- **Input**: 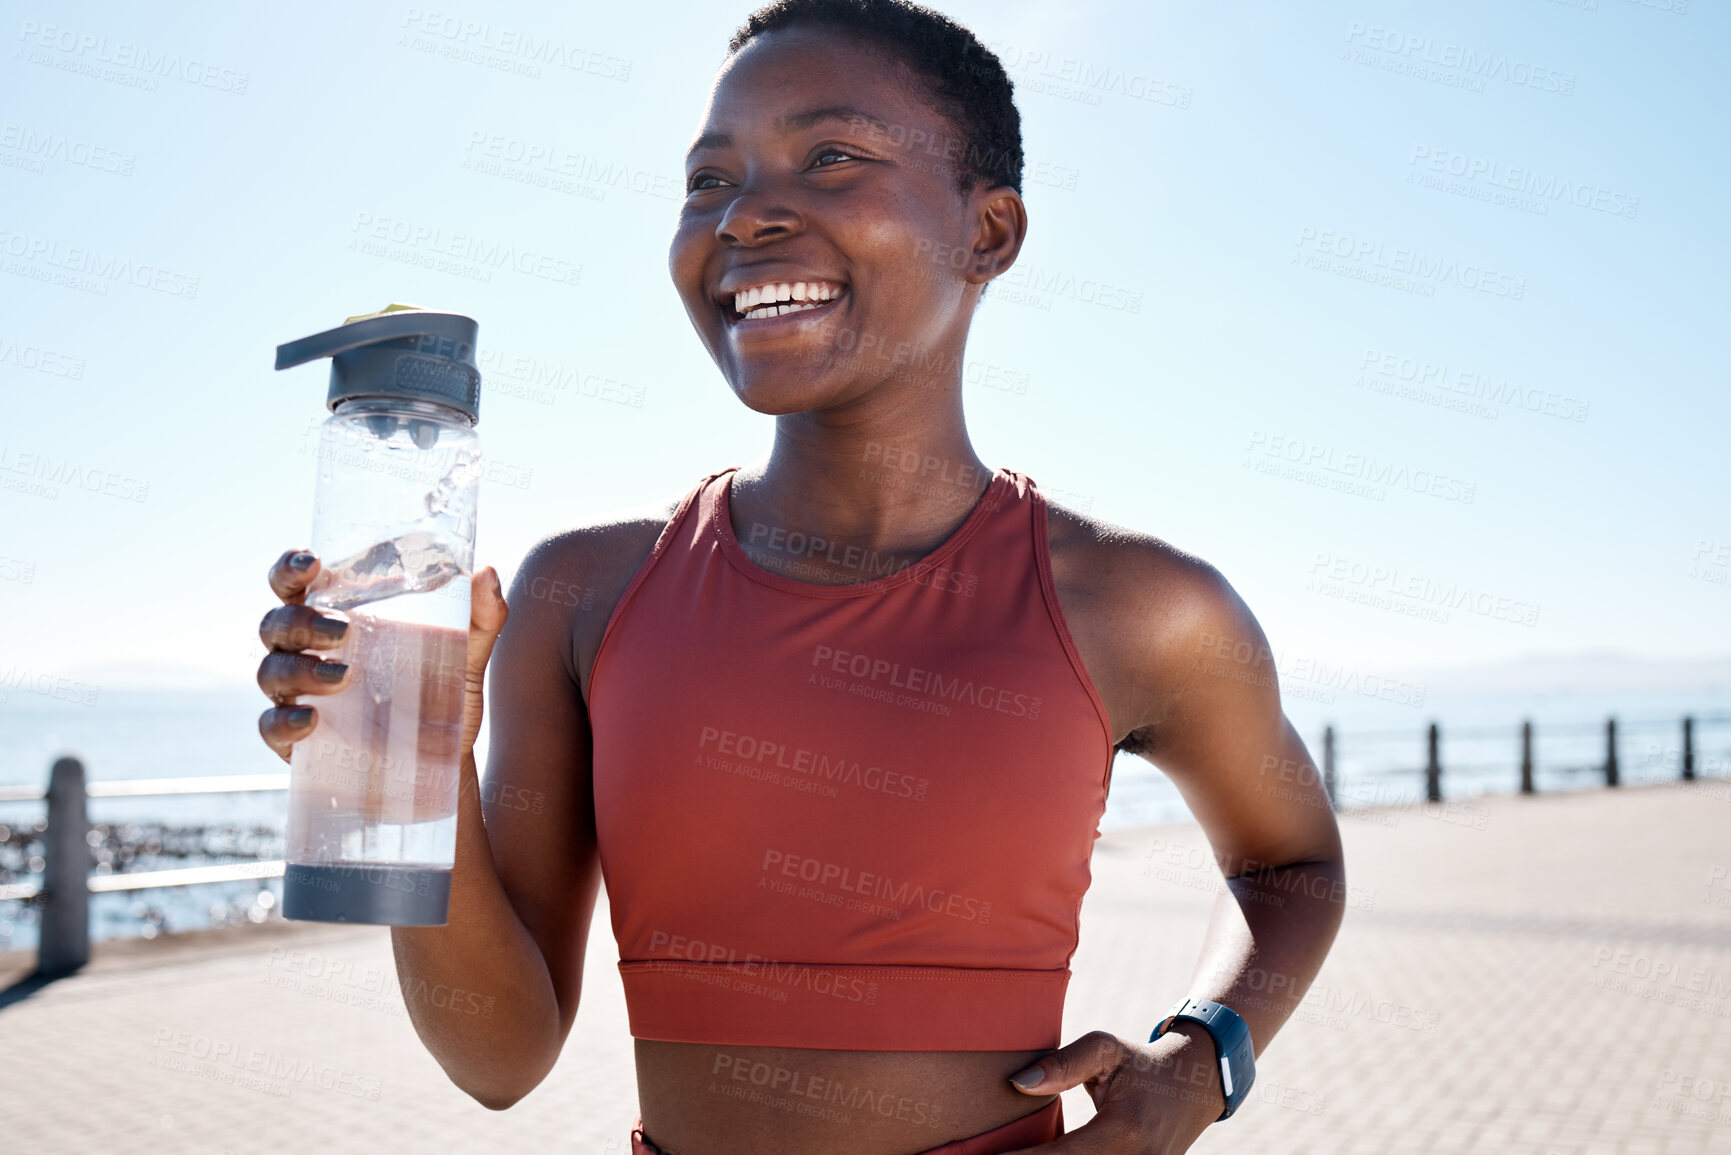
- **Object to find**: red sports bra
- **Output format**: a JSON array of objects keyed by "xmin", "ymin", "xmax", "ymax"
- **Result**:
[{"xmin": 589, "ymin": 467, "xmax": 1114, "ymax": 1051}]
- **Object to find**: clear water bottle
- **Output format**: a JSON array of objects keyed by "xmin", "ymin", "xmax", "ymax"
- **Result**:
[{"xmin": 273, "ymin": 304, "xmax": 484, "ymax": 925}]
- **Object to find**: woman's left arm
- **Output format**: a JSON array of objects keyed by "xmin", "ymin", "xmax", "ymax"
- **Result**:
[{"xmin": 1007, "ymin": 554, "xmax": 1347, "ymax": 1152}]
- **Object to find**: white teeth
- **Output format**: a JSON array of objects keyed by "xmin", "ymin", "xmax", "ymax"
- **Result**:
[
  {"xmin": 741, "ymin": 301, "xmax": 822, "ymax": 321},
  {"xmin": 730, "ymin": 282, "xmax": 845, "ymax": 318}
]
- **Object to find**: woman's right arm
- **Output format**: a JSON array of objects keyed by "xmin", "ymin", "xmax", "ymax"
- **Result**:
[
  {"xmin": 257, "ymin": 537, "xmax": 606, "ymax": 1109},
  {"xmin": 389, "ymin": 538, "xmax": 603, "ymax": 1109}
]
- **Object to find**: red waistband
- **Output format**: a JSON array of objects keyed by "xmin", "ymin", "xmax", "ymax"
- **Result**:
[
  {"xmin": 631, "ymin": 1097, "xmax": 1062, "ymax": 1154},
  {"xmin": 618, "ymin": 960, "xmax": 1069, "ymax": 1051}
]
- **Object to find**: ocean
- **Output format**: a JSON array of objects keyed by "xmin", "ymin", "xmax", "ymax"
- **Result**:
[{"xmin": 2, "ymin": 680, "xmax": 1727, "ymax": 954}]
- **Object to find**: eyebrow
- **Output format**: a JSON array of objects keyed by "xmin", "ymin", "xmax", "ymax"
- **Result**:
[{"xmin": 686, "ymin": 105, "xmax": 893, "ymax": 159}]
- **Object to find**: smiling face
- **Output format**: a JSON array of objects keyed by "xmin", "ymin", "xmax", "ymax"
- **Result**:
[{"xmin": 670, "ymin": 26, "xmax": 1024, "ymax": 416}]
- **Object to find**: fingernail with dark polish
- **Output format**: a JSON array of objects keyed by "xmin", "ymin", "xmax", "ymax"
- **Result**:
[
  {"xmin": 286, "ymin": 707, "xmax": 315, "ymax": 726},
  {"xmin": 314, "ymin": 662, "xmax": 348, "ymax": 683},
  {"xmin": 313, "ymin": 617, "xmax": 349, "ymax": 642},
  {"xmin": 288, "ymin": 552, "xmax": 316, "ymax": 571}
]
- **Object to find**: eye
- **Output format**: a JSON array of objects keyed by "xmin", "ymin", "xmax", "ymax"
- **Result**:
[
  {"xmin": 686, "ymin": 171, "xmax": 727, "ymax": 193},
  {"xmin": 811, "ymin": 148, "xmax": 859, "ymax": 169}
]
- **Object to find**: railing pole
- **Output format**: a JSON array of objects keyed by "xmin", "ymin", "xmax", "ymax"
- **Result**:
[
  {"xmin": 39, "ymin": 756, "xmax": 90, "ymax": 976},
  {"xmin": 1605, "ymin": 717, "xmax": 1619, "ymax": 788},
  {"xmin": 1520, "ymin": 720, "xmax": 1535, "ymax": 795},
  {"xmin": 1323, "ymin": 725, "xmax": 1336, "ymax": 810},
  {"xmin": 1425, "ymin": 722, "xmax": 1441, "ymax": 803},
  {"xmin": 1682, "ymin": 716, "xmax": 1695, "ymax": 782}
]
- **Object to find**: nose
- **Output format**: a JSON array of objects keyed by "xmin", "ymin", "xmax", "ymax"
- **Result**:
[{"xmin": 716, "ymin": 188, "xmax": 801, "ymax": 248}]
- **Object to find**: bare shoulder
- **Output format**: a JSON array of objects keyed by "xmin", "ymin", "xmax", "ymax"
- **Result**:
[
  {"xmin": 513, "ymin": 495, "xmax": 685, "ymax": 596},
  {"xmin": 502, "ymin": 492, "xmax": 688, "ymax": 695},
  {"xmin": 1041, "ymin": 496, "xmax": 1271, "ymax": 748},
  {"xmin": 1042, "ymin": 497, "xmax": 1246, "ymax": 643}
]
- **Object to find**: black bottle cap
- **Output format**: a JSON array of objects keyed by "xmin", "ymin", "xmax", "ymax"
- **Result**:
[{"xmin": 275, "ymin": 304, "xmax": 481, "ymax": 423}]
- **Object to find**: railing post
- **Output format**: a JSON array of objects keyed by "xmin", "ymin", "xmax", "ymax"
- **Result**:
[
  {"xmin": 39, "ymin": 756, "xmax": 90, "ymax": 976},
  {"xmin": 1520, "ymin": 720, "xmax": 1535, "ymax": 795},
  {"xmin": 1604, "ymin": 717, "xmax": 1619, "ymax": 788},
  {"xmin": 1425, "ymin": 722, "xmax": 1441, "ymax": 803},
  {"xmin": 1323, "ymin": 725, "xmax": 1336, "ymax": 810},
  {"xmin": 1682, "ymin": 716, "xmax": 1695, "ymax": 782}
]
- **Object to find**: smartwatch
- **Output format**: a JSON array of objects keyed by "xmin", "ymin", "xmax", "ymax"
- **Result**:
[{"xmin": 1149, "ymin": 997, "xmax": 1256, "ymax": 1120}]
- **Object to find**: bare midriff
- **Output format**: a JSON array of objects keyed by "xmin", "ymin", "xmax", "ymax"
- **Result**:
[{"xmin": 634, "ymin": 1042, "xmax": 1057, "ymax": 1155}]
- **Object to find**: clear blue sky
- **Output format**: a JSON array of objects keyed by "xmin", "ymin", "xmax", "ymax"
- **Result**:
[{"xmin": 2, "ymin": 0, "xmax": 1726, "ymax": 694}]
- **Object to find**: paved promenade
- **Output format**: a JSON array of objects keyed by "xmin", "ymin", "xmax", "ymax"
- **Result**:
[{"xmin": 4, "ymin": 780, "xmax": 1729, "ymax": 1153}]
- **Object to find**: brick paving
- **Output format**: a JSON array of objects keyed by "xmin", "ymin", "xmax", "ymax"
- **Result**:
[{"xmin": 3, "ymin": 780, "xmax": 1729, "ymax": 1153}]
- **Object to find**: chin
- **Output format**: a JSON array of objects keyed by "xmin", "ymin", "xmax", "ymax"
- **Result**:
[{"xmin": 725, "ymin": 368, "xmax": 859, "ymax": 416}]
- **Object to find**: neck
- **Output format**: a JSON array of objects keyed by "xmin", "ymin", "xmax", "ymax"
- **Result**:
[{"xmin": 729, "ymin": 376, "xmax": 993, "ymax": 576}]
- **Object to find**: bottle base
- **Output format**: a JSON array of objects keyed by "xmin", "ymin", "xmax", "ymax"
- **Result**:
[{"xmin": 281, "ymin": 863, "xmax": 452, "ymax": 926}]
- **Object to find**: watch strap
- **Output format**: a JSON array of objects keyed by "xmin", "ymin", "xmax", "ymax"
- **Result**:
[{"xmin": 1149, "ymin": 997, "xmax": 1256, "ymax": 1120}]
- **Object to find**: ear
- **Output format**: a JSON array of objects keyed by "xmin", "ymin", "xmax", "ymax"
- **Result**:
[{"xmin": 965, "ymin": 185, "xmax": 1028, "ymax": 285}]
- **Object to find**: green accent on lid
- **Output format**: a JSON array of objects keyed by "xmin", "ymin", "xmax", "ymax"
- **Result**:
[{"xmin": 343, "ymin": 302, "xmax": 428, "ymax": 324}]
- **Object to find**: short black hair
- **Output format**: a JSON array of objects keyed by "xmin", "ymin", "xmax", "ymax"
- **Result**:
[{"xmin": 728, "ymin": 0, "xmax": 1023, "ymax": 194}]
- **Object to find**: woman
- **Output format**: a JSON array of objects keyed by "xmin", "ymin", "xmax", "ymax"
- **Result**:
[{"xmin": 257, "ymin": 2, "xmax": 1345, "ymax": 1152}]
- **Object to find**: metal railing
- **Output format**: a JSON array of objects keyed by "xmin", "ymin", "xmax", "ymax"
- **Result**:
[
  {"xmin": 1317, "ymin": 712, "xmax": 1729, "ymax": 809},
  {"xmin": 1, "ymin": 758, "xmax": 287, "ymax": 975}
]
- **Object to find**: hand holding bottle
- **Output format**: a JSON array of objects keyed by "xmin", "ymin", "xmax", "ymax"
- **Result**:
[{"xmin": 256, "ymin": 551, "xmax": 508, "ymax": 801}]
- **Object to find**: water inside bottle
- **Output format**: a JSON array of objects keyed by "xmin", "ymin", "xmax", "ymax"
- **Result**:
[
  {"xmin": 306, "ymin": 530, "xmax": 466, "ymax": 612},
  {"xmin": 287, "ymin": 530, "xmax": 470, "ymax": 883}
]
